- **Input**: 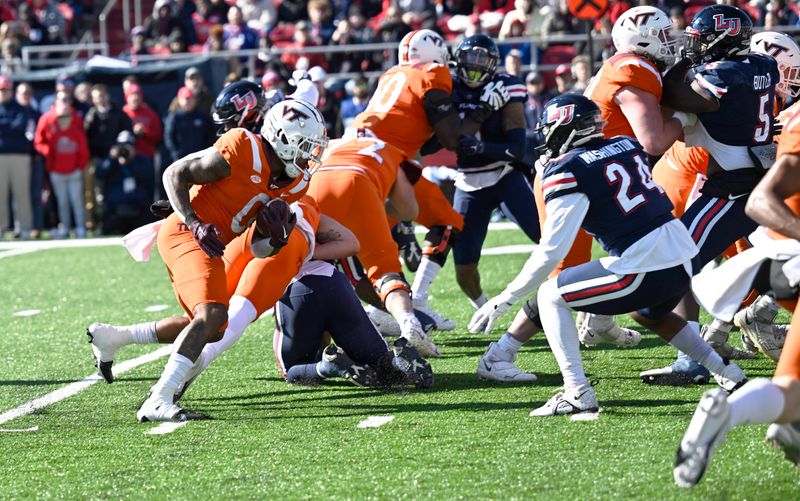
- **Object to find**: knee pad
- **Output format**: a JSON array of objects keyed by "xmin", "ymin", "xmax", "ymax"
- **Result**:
[
  {"xmin": 423, "ymin": 225, "xmax": 459, "ymax": 266},
  {"xmin": 375, "ymin": 272, "xmax": 411, "ymax": 304},
  {"xmin": 522, "ymin": 297, "xmax": 543, "ymax": 331}
]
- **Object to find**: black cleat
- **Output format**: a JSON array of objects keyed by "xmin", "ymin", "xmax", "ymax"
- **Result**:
[
  {"xmin": 392, "ymin": 337, "xmax": 434, "ymax": 389},
  {"xmin": 392, "ymin": 221, "xmax": 422, "ymax": 272}
]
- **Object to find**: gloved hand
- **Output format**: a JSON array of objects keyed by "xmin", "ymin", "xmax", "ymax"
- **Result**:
[
  {"xmin": 458, "ymin": 135, "xmax": 485, "ymax": 157},
  {"xmin": 256, "ymin": 199, "xmax": 297, "ymax": 248},
  {"xmin": 468, "ymin": 292, "xmax": 518, "ymax": 335},
  {"xmin": 188, "ymin": 218, "xmax": 225, "ymax": 258},
  {"xmin": 480, "ymin": 80, "xmax": 510, "ymax": 111}
]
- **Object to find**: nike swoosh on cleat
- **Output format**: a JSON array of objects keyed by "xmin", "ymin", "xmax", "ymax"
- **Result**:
[
  {"xmin": 483, "ymin": 360, "xmax": 492, "ymax": 372},
  {"xmin": 505, "ymin": 149, "xmax": 513, "ymax": 158}
]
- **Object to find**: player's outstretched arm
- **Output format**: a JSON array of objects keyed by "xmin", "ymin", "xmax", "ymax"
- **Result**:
[
  {"xmin": 746, "ymin": 153, "xmax": 800, "ymax": 240},
  {"xmin": 163, "ymin": 148, "xmax": 231, "ymax": 225},
  {"xmin": 617, "ymin": 87, "xmax": 685, "ymax": 156},
  {"xmin": 386, "ymin": 167, "xmax": 419, "ymax": 222},
  {"xmin": 459, "ymin": 101, "xmax": 527, "ymax": 162},
  {"xmin": 312, "ymin": 214, "xmax": 360, "ymax": 261},
  {"xmin": 662, "ymin": 58, "xmax": 720, "ymax": 114}
]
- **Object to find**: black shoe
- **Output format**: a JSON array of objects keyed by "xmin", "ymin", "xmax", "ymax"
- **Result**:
[
  {"xmin": 392, "ymin": 338, "xmax": 434, "ymax": 389},
  {"xmin": 392, "ymin": 221, "xmax": 422, "ymax": 272}
]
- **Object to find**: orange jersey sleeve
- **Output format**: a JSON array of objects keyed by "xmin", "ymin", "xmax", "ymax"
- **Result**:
[
  {"xmin": 317, "ymin": 137, "xmax": 405, "ymax": 198},
  {"xmin": 586, "ymin": 53, "xmax": 663, "ymax": 140},
  {"xmin": 352, "ymin": 63, "xmax": 452, "ymax": 159},
  {"xmin": 663, "ymin": 141, "xmax": 709, "ymax": 176},
  {"xmin": 768, "ymin": 102, "xmax": 800, "ymax": 239}
]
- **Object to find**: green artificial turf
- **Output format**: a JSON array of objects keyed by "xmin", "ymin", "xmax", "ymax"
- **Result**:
[{"xmin": 0, "ymin": 232, "xmax": 795, "ymax": 500}]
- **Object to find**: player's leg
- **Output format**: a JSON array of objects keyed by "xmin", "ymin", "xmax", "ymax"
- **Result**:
[
  {"xmin": 477, "ymin": 297, "xmax": 540, "ymax": 382},
  {"xmin": 453, "ymin": 183, "xmax": 496, "ymax": 308},
  {"xmin": 499, "ymin": 169, "xmax": 541, "ymax": 244}
]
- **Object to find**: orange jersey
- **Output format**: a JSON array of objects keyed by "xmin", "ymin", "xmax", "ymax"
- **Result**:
[
  {"xmin": 352, "ymin": 63, "xmax": 452, "ymax": 159},
  {"xmin": 661, "ymin": 141, "xmax": 709, "ymax": 176},
  {"xmin": 769, "ymin": 101, "xmax": 800, "ymax": 240},
  {"xmin": 317, "ymin": 137, "xmax": 406, "ymax": 198},
  {"xmin": 191, "ymin": 128, "xmax": 309, "ymax": 244},
  {"xmin": 585, "ymin": 53, "xmax": 663, "ymax": 139}
]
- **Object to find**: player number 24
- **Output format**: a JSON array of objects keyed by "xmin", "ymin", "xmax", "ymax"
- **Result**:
[{"xmin": 604, "ymin": 154, "xmax": 664, "ymax": 214}]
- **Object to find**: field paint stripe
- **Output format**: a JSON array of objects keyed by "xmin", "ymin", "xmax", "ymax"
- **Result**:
[
  {"xmin": 570, "ymin": 412, "xmax": 600, "ymax": 422},
  {"xmin": 481, "ymin": 244, "xmax": 536, "ymax": 256},
  {"xmin": 414, "ymin": 221, "xmax": 519, "ymax": 234},
  {"xmin": 0, "ymin": 346, "xmax": 172, "ymax": 426},
  {"xmin": 0, "ymin": 426, "xmax": 39, "ymax": 433},
  {"xmin": 357, "ymin": 415, "xmax": 395, "ymax": 428},
  {"xmin": 13, "ymin": 309, "xmax": 41, "ymax": 317},
  {"xmin": 144, "ymin": 304, "xmax": 169, "ymax": 312},
  {"xmin": 145, "ymin": 422, "xmax": 188, "ymax": 435}
]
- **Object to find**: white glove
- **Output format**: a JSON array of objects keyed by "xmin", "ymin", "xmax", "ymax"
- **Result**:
[
  {"xmin": 672, "ymin": 111, "xmax": 697, "ymax": 128},
  {"xmin": 468, "ymin": 292, "xmax": 518, "ymax": 335},
  {"xmin": 480, "ymin": 80, "xmax": 510, "ymax": 111}
]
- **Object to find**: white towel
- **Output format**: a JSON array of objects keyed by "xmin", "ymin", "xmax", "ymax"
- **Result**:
[{"xmin": 122, "ymin": 221, "xmax": 163, "ymax": 262}]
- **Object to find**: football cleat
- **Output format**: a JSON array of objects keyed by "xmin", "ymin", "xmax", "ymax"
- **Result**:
[
  {"xmin": 530, "ymin": 386, "xmax": 599, "ymax": 416},
  {"xmin": 702, "ymin": 324, "xmax": 757, "ymax": 360},
  {"xmin": 400, "ymin": 315, "xmax": 442, "ymax": 358},
  {"xmin": 87, "ymin": 322, "xmax": 124, "ymax": 383},
  {"xmin": 640, "ymin": 357, "xmax": 710, "ymax": 386},
  {"xmin": 766, "ymin": 421, "xmax": 800, "ymax": 467},
  {"xmin": 674, "ymin": 388, "xmax": 731, "ymax": 488},
  {"xmin": 712, "ymin": 359, "xmax": 747, "ymax": 394},
  {"xmin": 576, "ymin": 312, "xmax": 641, "ymax": 348},
  {"xmin": 366, "ymin": 305, "xmax": 402, "ymax": 337},
  {"xmin": 173, "ymin": 354, "xmax": 208, "ymax": 403},
  {"xmin": 137, "ymin": 395, "xmax": 210, "ymax": 422},
  {"xmin": 321, "ymin": 345, "xmax": 377, "ymax": 387},
  {"xmin": 392, "ymin": 221, "xmax": 422, "ymax": 272},
  {"xmin": 391, "ymin": 337, "xmax": 434, "ymax": 389},
  {"xmin": 412, "ymin": 297, "xmax": 456, "ymax": 331},
  {"xmin": 477, "ymin": 343, "xmax": 537, "ymax": 382},
  {"xmin": 734, "ymin": 296, "xmax": 785, "ymax": 362}
]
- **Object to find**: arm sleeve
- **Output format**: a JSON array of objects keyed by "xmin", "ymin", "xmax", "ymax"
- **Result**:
[
  {"xmin": 502, "ymin": 193, "xmax": 590, "ymax": 300},
  {"xmin": 693, "ymin": 68, "xmax": 729, "ymax": 100},
  {"xmin": 477, "ymin": 127, "xmax": 527, "ymax": 163}
]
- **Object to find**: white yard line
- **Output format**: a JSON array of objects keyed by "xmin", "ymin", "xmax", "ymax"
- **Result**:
[
  {"xmin": 357, "ymin": 415, "xmax": 395, "ymax": 428},
  {"xmin": 570, "ymin": 411, "xmax": 600, "ymax": 422},
  {"xmin": 414, "ymin": 221, "xmax": 519, "ymax": 234},
  {"xmin": 0, "ymin": 346, "xmax": 172, "ymax": 426},
  {"xmin": 13, "ymin": 309, "xmax": 41, "ymax": 317},
  {"xmin": 145, "ymin": 422, "xmax": 188, "ymax": 435},
  {"xmin": 0, "ymin": 426, "xmax": 39, "ymax": 433},
  {"xmin": 144, "ymin": 304, "xmax": 170, "ymax": 313},
  {"xmin": 481, "ymin": 244, "xmax": 535, "ymax": 256}
]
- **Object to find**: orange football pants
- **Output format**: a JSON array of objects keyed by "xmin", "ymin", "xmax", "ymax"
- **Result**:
[{"xmin": 775, "ymin": 298, "xmax": 800, "ymax": 380}]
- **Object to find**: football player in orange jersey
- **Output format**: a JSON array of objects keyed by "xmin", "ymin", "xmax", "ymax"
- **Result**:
[
  {"xmin": 309, "ymin": 29, "xmax": 509, "ymax": 357},
  {"xmin": 88, "ymin": 100, "xmax": 329, "ymax": 422},
  {"xmin": 674, "ymin": 104, "xmax": 800, "ymax": 487}
]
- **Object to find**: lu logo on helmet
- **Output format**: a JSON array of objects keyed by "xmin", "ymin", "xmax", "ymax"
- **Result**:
[
  {"xmin": 712, "ymin": 14, "xmax": 740, "ymax": 36},
  {"xmin": 545, "ymin": 104, "xmax": 576, "ymax": 125},
  {"xmin": 231, "ymin": 91, "xmax": 257, "ymax": 112}
]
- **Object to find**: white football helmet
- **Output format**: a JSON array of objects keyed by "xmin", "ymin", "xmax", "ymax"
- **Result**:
[
  {"xmin": 751, "ymin": 31, "xmax": 800, "ymax": 100},
  {"xmin": 261, "ymin": 99, "xmax": 328, "ymax": 179},
  {"xmin": 612, "ymin": 6, "xmax": 676, "ymax": 68},
  {"xmin": 398, "ymin": 29, "xmax": 449, "ymax": 66}
]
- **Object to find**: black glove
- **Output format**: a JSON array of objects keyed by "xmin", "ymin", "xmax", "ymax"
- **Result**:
[
  {"xmin": 458, "ymin": 135, "xmax": 484, "ymax": 157},
  {"xmin": 399, "ymin": 159, "xmax": 422, "ymax": 185},
  {"xmin": 150, "ymin": 199, "xmax": 174, "ymax": 219},
  {"xmin": 256, "ymin": 199, "xmax": 297, "ymax": 248},
  {"xmin": 188, "ymin": 218, "xmax": 225, "ymax": 258}
]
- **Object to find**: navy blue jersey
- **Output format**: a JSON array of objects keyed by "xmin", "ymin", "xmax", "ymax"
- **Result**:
[
  {"xmin": 452, "ymin": 72, "xmax": 527, "ymax": 170},
  {"xmin": 542, "ymin": 136, "xmax": 675, "ymax": 256},
  {"xmin": 694, "ymin": 53, "xmax": 779, "ymax": 147}
]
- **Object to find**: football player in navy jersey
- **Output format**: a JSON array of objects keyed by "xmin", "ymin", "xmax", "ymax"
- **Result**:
[
  {"xmin": 468, "ymin": 94, "xmax": 746, "ymax": 415},
  {"xmin": 449, "ymin": 35, "xmax": 542, "ymax": 325},
  {"xmin": 641, "ymin": 4, "xmax": 781, "ymax": 385}
]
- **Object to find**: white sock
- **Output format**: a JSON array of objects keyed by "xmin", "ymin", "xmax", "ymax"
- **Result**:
[
  {"xmin": 538, "ymin": 278, "xmax": 588, "ymax": 390},
  {"xmin": 669, "ymin": 323, "xmax": 725, "ymax": 374},
  {"xmin": 150, "ymin": 352, "xmax": 194, "ymax": 400},
  {"xmin": 709, "ymin": 318, "xmax": 733, "ymax": 334},
  {"xmin": 728, "ymin": 378, "xmax": 786, "ymax": 427},
  {"xmin": 585, "ymin": 313, "xmax": 615, "ymax": 332},
  {"xmin": 469, "ymin": 293, "xmax": 488, "ymax": 310},
  {"xmin": 201, "ymin": 296, "xmax": 257, "ymax": 365},
  {"xmin": 411, "ymin": 258, "xmax": 441, "ymax": 303},
  {"xmin": 497, "ymin": 332, "xmax": 524, "ymax": 354},
  {"xmin": 113, "ymin": 321, "xmax": 158, "ymax": 345}
]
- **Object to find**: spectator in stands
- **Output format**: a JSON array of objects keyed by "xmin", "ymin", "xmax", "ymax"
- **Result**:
[
  {"xmin": 223, "ymin": 5, "xmax": 259, "ymax": 51},
  {"xmin": 28, "ymin": 0, "xmax": 66, "ymax": 45},
  {"xmin": 84, "ymin": 84, "xmax": 133, "ymax": 164},
  {"xmin": 763, "ymin": 0, "xmax": 798, "ymax": 26},
  {"xmin": 34, "ymin": 90, "xmax": 89, "ymax": 238},
  {"xmin": 277, "ymin": 0, "xmax": 310, "ymax": 24},
  {"xmin": 16, "ymin": 3, "xmax": 46, "ymax": 46},
  {"xmin": 95, "ymin": 131, "xmax": 156, "ymax": 235},
  {"xmin": 208, "ymin": 0, "xmax": 230, "ymax": 19},
  {"xmin": 327, "ymin": 6, "xmax": 374, "ymax": 73},
  {"xmin": 143, "ymin": 0, "xmax": 185, "ymax": 51},
  {"xmin": 238, "ymin": 0, "xmax": 276, "ymax": 33},
  {"xmin": 308, "ymin": 0, "xmax": 336, "ymax": 45},
  {"xmin": 554, "ymin": 63, "xmax": 574, "ymax": 94},
  {"xmin": 476, "ymin": 0, "xmax": 514, "ymax": 34},
  {"xmin": 336, "ymin": 75, "xmax": 370, "ymax": 137},
  {"xmin": 374, "ymin": 5, "xmax": 412, "ymax": 69},
  {"xmin": 570, "ymin": 54, "xmax": 592, "ymax": 93},
  {"xmin": 0, "ymin": 75, "xmax": 33, "ymax": 239},
  {"xmin": 164, "ymin": 86, "xmax": 214, "ymax": 164},
  {"xmin": 173, "ymin": 0, "xmax": 198, "ymax": 45},
  {"xmin": 192, "ymin": 1, "xmax": 221, "ymax": 45},
  {"xmin": 499, "ymin": 0, "xmax": 536, "ymax": 39},
  {"xmin": 167, "ymin": 29, "xmax": 188, "ymax": 54},
  {"xmin": 504, "ymin": 48, "xmax": 523, "ymax": 77},
  {"xmin": 261, "ymin": 70, "xmax": 281, "ymax": 92},
  {"xmin": 542, "ymin": 0, "xmax": 589, "ymax": 40},
  {"xmin": 523, "ymin": 71, "xmax": 548, "ymax": 129},
  {"xmin": 204, "ymin": 23, "xmax": 226, "ymax": 52},
  {"xmin": 122, "ymin": 83, "xmax": 162, "ymax": 182},
  {"xmin": 395, "ymin": 0, "xmax": 438, "ymax": 31},
  {"xmin": 499, "ymin": 19, "xmax": 532, "ymax": 63},
  {"xmin": 120, "ymin": 26, "xmax": 152, "ymax": 60},
  {"xmin": 604, "ymin": 0, "xmax": 632, "ymax": 27},
  {"xmin": 40, "ymin": 75, "xmax": 81, "ymax": 116},
  {"xmin": 1, "ymin": 37, "xmax": 20, "ymax": 71},
  {"xmin": 309, "ymin": 66, "xmax": 338, "ymax": 132},
  {"xmin": 281, "ymin": 21, "xmax": 327, "ymax": 69},
  {"xmin": 669, "ymin": 6, "xmax": 687, "ymax": 36},
  {"xmin": 74, "ymin": 82, "xmax": 92, "ymax": 118},
  {"xmin": 168, "ymin": 67, "xmax": 214, "ymax": 114},
  {"xmin": 15, "ymin": 82, "xmax": 44, "ymax": 238}
]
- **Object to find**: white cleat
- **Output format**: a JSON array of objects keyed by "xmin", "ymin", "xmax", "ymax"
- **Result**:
[
  {"xmin": 734, "ymin": 295, "xmax": 785, "ymax": 362},
  {"xmin": 400, "ymin": 316, "xmax": 441, "ymax": 358},
  {"xmin": 702, "ymin": 324, "xmax": 757, "ymax": 360},
  {"xmin": 477, "ymin": 343, "xmax": 536, "ymax": 382},
  {"xmin": 412, "ymin": 298, "xmax": 456, "ymax": 331},
  {"xmin": 765, "ymin": 421, "xmax": 800, "ymax": 467},
  {"xmin": 86, "ymin": 322, "xmax": 125, "ymax": 383},
  {"xmin": 365, "ymin": 305, "xmax": 402, "ymax": 337},
  {"xmin": 137, "ymin": 395, "xmax": 209, "ymax": 422},
  {"xmin": 674, "ymin": 388, "xmax": 731, "ymax": 488},
  {"xmin": 712, "ymin": 360, "xmax": 747, "ymax": 394},
  {"xmin": 576, "ymin": 312, "xmax": 641, "ymax": 348},
  {"xmin": 530, "ymin": 386, "xmax": 599, "ymax": 416}
]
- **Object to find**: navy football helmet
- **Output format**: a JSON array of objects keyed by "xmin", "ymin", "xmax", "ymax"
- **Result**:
[
  {"xmin": 684, "ymin": 5, "xmax": 752, "ymax": 64},
  {"xmin": 537, "ymin": 94, "xmax": 605, "ymax": 158},
  {"xmin": 212, "ymin": 80, "xmax": 267, "ymax": 135},
  {"xmin": 454, "ymin": 34, "xmax": 500, "ymax": 88}
]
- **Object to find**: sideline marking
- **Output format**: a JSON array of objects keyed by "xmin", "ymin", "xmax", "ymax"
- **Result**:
[
  {"xmin": 0, "ymin": 426, "xmax": 39, "ymax": 433},
  {"xmin": 415, "ymin": 221, "xmax": 518, "ymax": 234},
  {"xmin": 144, "ymin": 304, "xmax": 169, "ymax": 313},
  {"xmin": 357, "ymin": 415, "xmax": 395, "ymax": 428},
  {"xmin": 13, "ymin": 309, "xmax": 41, "ymax": 317},
  {"xmin": 570, "ymin": 412, "xmax": 600, "ymax": 422},
  {"xmin": 481, "ymin": 244, "xmax": 535, "ymax": 256},
  {"xmin": 145, "ymin": 422, "xmax": 188, "ymax": 435},
  {"xmin": 0, "ymin": 346, "xmax": 172, "ymax": 426}
]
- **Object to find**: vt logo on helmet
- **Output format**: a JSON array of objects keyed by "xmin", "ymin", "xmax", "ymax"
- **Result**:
[{"xmin": 751, "ymin": 31, "xmax": 800, "ymax": 99}]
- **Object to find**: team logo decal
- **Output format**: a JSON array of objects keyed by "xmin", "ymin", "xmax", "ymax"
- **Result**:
[
  {"xmin": 713, "ymin": 14, "xmax": 740, "ymax": 36},
  {"xmin": 629, "ymin": 12, "xmax": 656, "ymax": 27},
  {"xmin": 282, "ymin": 106, "xmax": 311, "ymax": 122},
  {"xmin": 545, "ymin": 104, "xmax": 575, "ymax": 125},
  {"xmin": 761, "ymin": 42, "xmax": 789, "ymax": 58},
  {"xmin": 231, "ymin": 91, "xmax": 257, "ymax": 112}
]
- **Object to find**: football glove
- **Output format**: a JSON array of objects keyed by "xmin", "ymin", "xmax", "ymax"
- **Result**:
[
  {"xmin": 256, "ymin": 199, "xmax": 297, "ymax": 248},
  {"xmin": 480, "ymin": 80, "xmax": 510, "ymax": 111},
  {"xmin": 188, "ymin": 218, "xmax": 225, "ymax": 258},
  {"xmin": 468, "ymin": 292, "xmax": 518, "ymax": 335},
  {"xmin": 458, "ymin": 135, "xmax": 484, "ymax": 157}
]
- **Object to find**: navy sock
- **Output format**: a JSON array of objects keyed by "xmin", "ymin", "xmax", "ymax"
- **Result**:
[{"xmin": 286, "ymin": 364, "xmax": 324, "ymax": 385}]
